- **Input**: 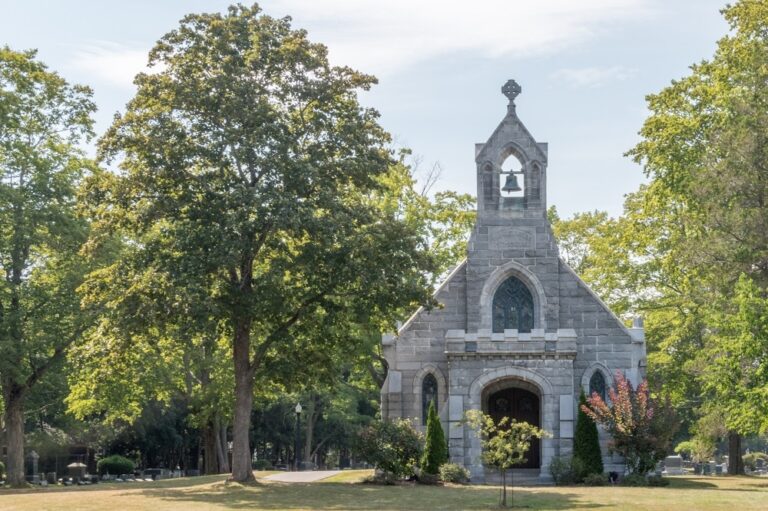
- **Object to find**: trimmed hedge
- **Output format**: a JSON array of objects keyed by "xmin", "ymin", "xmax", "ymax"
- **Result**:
[{"xmin": 97, "ymin": 455, "xmax": 135, "ymax": 476}]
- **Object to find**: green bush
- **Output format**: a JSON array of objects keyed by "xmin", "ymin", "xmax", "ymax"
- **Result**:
[
  {"xmin": 583, "ymin": 472, "xmax": 608, "ymax": 486},
  {"xmin": 743, "ymin": 452, "xmax": 768, "ymax": 471},
  {"xmin": 647, "ymin": 474, "xmax": 670, "ymax": 487},
  {"xmin": 97, "ymin": 455, "xmax": 135, "ymax": 476},
  {"xmin": 439, "ymin": 463, "xmax": 470, "ymax": 484},
  {"xmin": 574, "ymin": 390, "xmax": 603, "ymax": 477},
  {"xmin": 620, "ymin": 473, "xmax": 648, "ymax": 486},
  {"xmin": 549, "ymin": 456, "xmax": 575, "ymax": 485},
  {"xmin": 252, "ymin": 459, "xmax": 273, "ymax": 470},
  {"xmin": 355, "ymin": 419, "xmax": 423, "ymax": 480},
  {"xmin": 420, "ymin": 400, "xmax": 448, "ymax": 475},
  {"xmin": 0, "ymin": 460, "xmax": 5, "ymax": 479},
  {"xmin": 570, "ymin": 455, "xmax": 588, "ymax": 483}
]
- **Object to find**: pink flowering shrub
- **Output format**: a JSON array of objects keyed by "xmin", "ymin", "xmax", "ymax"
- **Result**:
[{"xmin": 582, "ymin": 372, "xmax": 678, "ymax": 475}]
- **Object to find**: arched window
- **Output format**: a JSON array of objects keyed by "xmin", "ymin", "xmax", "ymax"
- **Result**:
[
  {"xmin": 422, "ymin": 373, "xmax": 438, "ymax": 423},
  {"xmin": 589, "ymin": 371, "xmax": 607, "ymax": 401},
  {"xmin": 492, "ymin": 276, "xmax": 534, "ymax": 333}
]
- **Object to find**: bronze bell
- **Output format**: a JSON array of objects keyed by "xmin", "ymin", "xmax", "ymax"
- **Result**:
[{"xmin": 501, "ymin": 173, "xmax": 522, "ymax": 193}]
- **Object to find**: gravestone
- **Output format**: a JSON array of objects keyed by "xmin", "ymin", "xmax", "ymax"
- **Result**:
[
  {"xmin": 664, "ymin": 455, "xmax": 684, "ymax": 475},
  {"xmin": 756, "ymin": 458, "xmax": 765, "ymax": 473}
]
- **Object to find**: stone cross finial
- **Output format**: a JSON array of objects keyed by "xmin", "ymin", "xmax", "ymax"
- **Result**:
[{"xmin": 501, "ymin": 79, "xmax": 522, "ymax": 105}]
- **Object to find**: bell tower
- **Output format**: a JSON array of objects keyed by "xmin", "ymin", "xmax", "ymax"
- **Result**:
[
  {"xmin": 475, "ymin": 80, "xmax": 548, "ymax": 216},
  {"xmin": 465, "ymin": 80, "xmax": 559, "ymax": 332}
]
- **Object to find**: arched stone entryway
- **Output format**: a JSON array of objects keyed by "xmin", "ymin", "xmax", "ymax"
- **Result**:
[
  {"xmin": 467, "ymin": 366, "xmax": 555, "ymax": 481},
  {"xmin": 483, "ymin": 381, "xmax": 542, "ymax": 468}
]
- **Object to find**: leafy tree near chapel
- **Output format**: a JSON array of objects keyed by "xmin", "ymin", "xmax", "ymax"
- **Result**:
[
  {"xmin": 627, "ymin": 0, "xmax": 768, "ymax": 473},
  {"xmin": 0, "ymin": 46, "xmax": 97, "ymax": 486},
  {"xmin": 80, "ymin": 3, "xmax": 436, "ymax": 483}
]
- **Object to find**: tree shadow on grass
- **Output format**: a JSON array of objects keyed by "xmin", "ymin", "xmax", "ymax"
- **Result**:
[{"xmin": 137, "ymin": 482, "xmax": 605, "ymax": 510}]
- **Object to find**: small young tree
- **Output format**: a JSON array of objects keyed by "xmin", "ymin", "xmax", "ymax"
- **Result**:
[
  {"xmin": 573, "ymin": 390, "xmax": 603, "ymax": 478},
  {"xmin": 464, "ymin": 410, "xmax": 549, "ymax": 508},
  {"xmin": 420, "ymin": 400, "xmax": 448, "ymax": 477},
  {"xmin": 582, "ymin": 372, "xmax": 678, "ymax": 476}
]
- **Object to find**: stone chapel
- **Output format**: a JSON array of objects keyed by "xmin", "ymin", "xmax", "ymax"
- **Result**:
[{"xmin": 380, "ymin": 80, "xmax": 647, "ymax": 482}]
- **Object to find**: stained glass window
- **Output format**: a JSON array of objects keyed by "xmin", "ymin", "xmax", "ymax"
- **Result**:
[
  {"xmin": 589, "ymin": 371, "xmax": 607, "ymax": 401},
  {"xmin": 492, "ymin": 276, "xmax": 534, "ymax": 333},
  {"xmin": 422, "ymin": 373, "xmax": 438, "ymax": 423}
]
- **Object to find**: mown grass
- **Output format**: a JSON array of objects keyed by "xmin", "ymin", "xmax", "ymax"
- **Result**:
[{"xmin": 1, "ymin": 473, "xmax": 766, "ymax": 510}]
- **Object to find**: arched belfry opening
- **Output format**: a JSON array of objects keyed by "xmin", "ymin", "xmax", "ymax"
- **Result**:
[
  {"xmin": 475, "ymin": 79, "xmax": 548, "ymax": 215},
  {"xmin": 500, "ymin": 153, "xmax": 525, "ymax": 207}
]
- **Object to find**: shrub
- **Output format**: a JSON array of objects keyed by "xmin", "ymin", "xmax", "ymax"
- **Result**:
[
  {"xmin": 439, "ymin": 463, "xmax": 470, "ymax": 484},
  {"xmin": 0, "ymin": 460, "xmax": 5, "ymax": 479},
  {"xmin": 574, "ymin": 390, "xmax": 603, "ymax": 477},
  {"xmin": 620, "ymin": 474, "xmax": 648, "ymax": 486},
  {"xmin": 583, "ymin": 473, "xmax": 608, "ymax": 486},
  {"xmin": 549, "ymin": 456, "xmax": 575, "ymax": 485},
  {"xmin": 582, "ymin": 372, "xmax": 679, "ymax": 476},
  {"xmin": 743, "ymin": 452, "xmax": 768, "ymax": 471},
  {"xmin": 570, "ymin": 455, "xmax": 588, "ymax": 483},
  {"xmin": 97, "ymin": 455, "xmax": 135, "ymax": 476},
  {"xmin": 420, "ymin": 400, "xmax": 448, "ymax": 475},
  {"xmin": 252, "ymin": 459, "xmax": 273, "ymax": 470},
  {"xmin": 647, "ymin": 474, "xmax": 670, "ymax": 487},
  {"xmin": 355, "ymin": 419, "xmax": 422, "ymax": 480}
]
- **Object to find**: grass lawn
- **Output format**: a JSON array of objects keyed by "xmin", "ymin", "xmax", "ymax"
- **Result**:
[{"xmin": 1, "ymin": 473, "xmax": 767, "ymax": 510}]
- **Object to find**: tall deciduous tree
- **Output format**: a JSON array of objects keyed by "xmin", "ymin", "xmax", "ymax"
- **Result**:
[
  {"xmin": 88, "ymin": 4, "xmax": 435, "ymax": 483},
  {"xmin": 628, "ymin": 0, "xmax": 768, "ymax": 473},
  {"xmin": 0, "ymin": 47, "xmax": 96, "ymax": 486}
]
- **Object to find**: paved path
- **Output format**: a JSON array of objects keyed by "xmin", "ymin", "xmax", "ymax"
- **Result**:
[{"xmin": 263, "ymin": 470, "xmax": 341, "ymax": 483}]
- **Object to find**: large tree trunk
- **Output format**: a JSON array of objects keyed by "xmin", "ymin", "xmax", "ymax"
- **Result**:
[
  {"xmin": 3, "ymin": 386, "xmax": 26, "ymax": 487},
  {"xmin": 229, "ymin": 319, "xmax": 255, "ymax": 483},
  {"xmin": 303, "ymin": 395, "xmax": 318, "ymax": 465},
  {"xmin": 216, "ymin": 415, "xmax": 230, "ymax": 473},
  {"xmin": 202, "ymin": 422, "xmax": 219, "ymax": 474},
  {"xmin": 728, "ymin": 431, "xmax": 744, "ymax": 475}
]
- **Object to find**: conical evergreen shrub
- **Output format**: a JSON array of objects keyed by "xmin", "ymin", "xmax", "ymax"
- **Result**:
[
  {"xmin": 574, "ymin": 389, "xmax": 603, "ymax": 477},
  {"xmin": 420, "ymin": 400, "xmax": 448, "ymax": 474}
]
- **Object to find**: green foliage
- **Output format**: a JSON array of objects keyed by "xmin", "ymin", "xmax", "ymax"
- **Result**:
[
  {"xmin": 0, "ymin": 460, "xmax": 4, "ymax": 478},
  {"xmin": 548, "ymin": 456, "xmax": 575, "ymax": 486},
  {"xmin": 464, "ymin": 409, "xmax": 549, "ymax": 507},
  {"xmin": 439, "ymin": 463, "xmax": 469, "ymax": 484},
  {"xmin": 675, "ymin": 437, "xmax": 716, "ymax": 464},
  {"xmin": 420, "ymin": 400, "xmax": 448, "ymax": 475},
  {"xmin": 97, "ymin": 455, "xmax": 135, "ymax": 476},
  {"xmin": 573, "ymin": 390, "xmax": 603, "ymax": 477},
  {"xmin": 0, "ymin": 45, "xmax": 97, "ymax": 486},
  {"xmin": 355, "ymin": 419, "xmax": 423, "ymax": 479},
  {"xmin": 742, "ymin": 452, "xmax": 768, "ymax": 471},
  {"xmin": 79, "ymin": 3, "xmax": 438, "ymax": 482},
  {"xmin": 252, "ymin": 459, "xmax": 273, "ymax": 471},
  {"xmin": 583, "ymin": 473, "xmax": 609, "ymax": 486},
  {"xmin": 620, "ymin": 474, "xmax": 648, "ymax": 487},
  {"xmin": 583, "ymin": 373, "xmax": 678, "ymax": 476},
  {"xmin": 646, "ymin": 475, "xmax": 670, "ymax": 487}
]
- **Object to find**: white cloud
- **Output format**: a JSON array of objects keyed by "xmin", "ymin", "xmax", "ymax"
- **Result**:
[
  {"xmin": 551, "ymin": 66, "xmax": 637, "ymax": 88},
  {"xmin": 67, "ymin": 1, "xmax": 653, "ymax": 88},
  {"xmin": 69, "ymin": 41, "xmax": 152, "ymax": 89},
  {"xmin": 271, "ymin": 0, "xmax": 653, "ymax": 75}
]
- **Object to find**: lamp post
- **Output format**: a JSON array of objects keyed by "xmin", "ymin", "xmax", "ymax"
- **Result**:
[{"xmin": 294, "ymin": 402, "xmax": 302, "ymax": 471}]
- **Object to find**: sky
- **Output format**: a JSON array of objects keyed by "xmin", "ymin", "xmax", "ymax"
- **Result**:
[{"xmin": 1, "ymin": 0, "xmax": 729, "ymax": 217}]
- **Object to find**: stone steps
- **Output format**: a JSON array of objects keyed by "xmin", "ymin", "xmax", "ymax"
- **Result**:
[{"xmin": 482, "ymin": 468, "xmax": 550, "ymax": 486}]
